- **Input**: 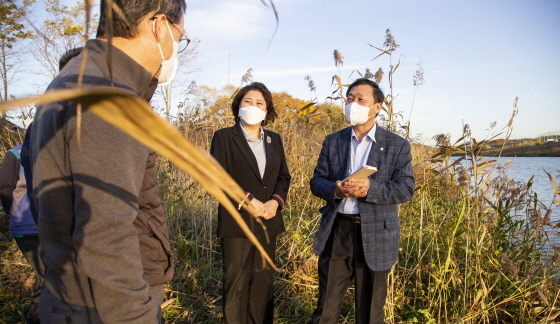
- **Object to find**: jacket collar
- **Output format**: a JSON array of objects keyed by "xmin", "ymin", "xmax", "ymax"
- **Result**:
[
  {"xmin": 84, "ymin": 39, "xmax": 158, "ymax": 101},
  {"xmin": 367, "ymin": 125, "xmax": 388, "ymax": 168},
  {"xmin": 373, "ymin": 124, "xmax": 388, "ymax": 145},
  {"xmin": 337, "ymin": 127, "xmax": 352, "ymax": 179},
  {"xmin": 337, "ymin": 124, "xmax": 388, "ymax": 178}
]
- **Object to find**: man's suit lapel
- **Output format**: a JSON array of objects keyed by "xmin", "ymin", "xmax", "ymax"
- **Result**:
[
  {"xmin": 337, "ymin": 127, "xmax": 352, "ymax": 179},
  {"xmin": 366, "ymin": 125, "xmax": 387, "ymax": 173},
  {"xmin": 232, "ymin": 123, "xmax": 263, "ymax": 182}
]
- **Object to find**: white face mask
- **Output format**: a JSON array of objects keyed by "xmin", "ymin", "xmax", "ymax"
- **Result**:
[
  {"xmin": 155, "ymin": 21, "xmax": 179, "ymax": 85},
  {"xmin": 239, "ymin": 106, "xmax": 267, "ymax": 126},
  {"xmin": 344, "ymin": 102, "xmax": 375, "ymax": 126}
]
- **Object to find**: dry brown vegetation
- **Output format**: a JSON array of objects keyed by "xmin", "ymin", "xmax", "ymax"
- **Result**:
[
  {"xmin": 1, "ymin": 85, "xmax": 560, "ymax": 324},
  {"xmin": 1, "ymin": 2, "xmax": 559, "ymax": 322},
  {"xmin": 154, "ymin": 107, "xmax": 560, "ymax": 323}
]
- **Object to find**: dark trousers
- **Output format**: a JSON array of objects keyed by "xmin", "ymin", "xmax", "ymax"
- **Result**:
[
  {"xmin": 221, "ymin": 236, "xmax": 276, "ymax": 324},
  {"xmin": 312, "ymin": 215, "xmax": 390, "ymax": 324},
  {"xmin": 15, "ymin": 235, "xmax": 45, "ymax": 324},
  {"xmin": 39, "ymin": 283, "xmax": 164, "ymax": 323}
]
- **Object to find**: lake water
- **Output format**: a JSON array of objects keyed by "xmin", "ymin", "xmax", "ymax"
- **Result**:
[
  {"xmin": 496, "ymin": 157, "xmax": 559, "ymax": 245},
  {"xmin": 494, "ymin": 156, "xmax": 559, "ymax": 216},
  {"xmin": 455, "ymin": 156, "xmax": 560, "ymax": 244}
]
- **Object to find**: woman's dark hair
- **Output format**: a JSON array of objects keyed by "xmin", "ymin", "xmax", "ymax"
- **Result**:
[
  {"xmin": 96, "ymin": 0, "xmax": 187, "ymax": 39},
  {"xmin": 346, "ymin": 78, "xmax": 385, "ymax": 105},
  {"xmin": 231, "ymin": 82, "xmax": 277, "ymax": 126}
]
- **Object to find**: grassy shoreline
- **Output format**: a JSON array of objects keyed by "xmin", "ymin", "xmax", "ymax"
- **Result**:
[{"xmin": 452, "ymin": 142, "xmax": 560, "ymax": 157}]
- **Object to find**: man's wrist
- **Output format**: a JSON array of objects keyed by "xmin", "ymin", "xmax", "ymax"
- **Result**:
[
  {"xmin": 238, "ymin": 192, "xmax": 255, "ymax": 210},
  {"xmin": 270, "ymin": 194, "xmax": 284, "ymax": 209},
  {"xmin": 334, "ymin": 189, "xmax": 342, "ymax": 199}
]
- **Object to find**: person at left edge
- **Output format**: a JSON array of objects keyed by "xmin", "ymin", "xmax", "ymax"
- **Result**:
[
  {"xmin": 29, "ymin": 0, "xmax": 190, "ymax": 322},
  {"xmin": 210, "ymin": 82, "xmax": 291, "ymax": 324},
  {"xmin": 1, "ymin": 47, "xmax": 83, "ymax": 324},
  {"xmin": 0, "ymin": 143, "xmax": 45, "ymax": 324},
  {"xmin": 21, "ymin": 47, "xmax": 84, "ymax": 226}
]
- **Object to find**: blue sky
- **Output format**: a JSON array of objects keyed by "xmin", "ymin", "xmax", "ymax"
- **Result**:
[
  {"xmin": 183, "ymin": 0, "xmax": 560, "ymax": 143},
  {"xmin": 11, "ymin": 0, "xmax": 559, "ymax": 143}
]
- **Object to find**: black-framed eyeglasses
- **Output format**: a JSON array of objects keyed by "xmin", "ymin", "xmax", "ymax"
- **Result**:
[
  {"xmin": 168, "ymin": 19, "xmax": 190, "ymax": 53},
  {"xmin": 151, "ymin": 16, "xmax": 191, "ymax": 53}
]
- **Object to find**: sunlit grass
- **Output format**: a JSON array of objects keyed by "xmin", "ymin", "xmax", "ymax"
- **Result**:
[
  {"xmin": 0, "ymin": 6, "xmax": 559, "ymax": 320},
  {"xmin": 1, "ymin": 102, "xmax": 559, "ymax": 323}
]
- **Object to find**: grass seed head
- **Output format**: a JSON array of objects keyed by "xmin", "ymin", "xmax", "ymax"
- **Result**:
[
  {"xmin": 383, "ymin": 29, "xmax": 400, "ymax": 53},
  {"xmin": 413, "ymin": 60, "xmax": 425, "ymax": 87},
  {"xmin": 304, "ymin": 75, "xmax": 316, "ymax": 92},
  {"xmin": 374, "ymin": 68, "xmax": 384, "ymax": 84},
  {"xmin": 333, "ymin": 49, "xmax": 344, "ymax": 68}
]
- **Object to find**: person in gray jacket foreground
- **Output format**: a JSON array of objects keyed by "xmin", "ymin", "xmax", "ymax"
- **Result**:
[{"xmin": 30, "ymin": 0, "xmax": 190, "ymax": 322}]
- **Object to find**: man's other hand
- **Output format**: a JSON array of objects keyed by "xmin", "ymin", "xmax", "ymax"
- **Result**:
[{"xmin": 335, "ymin": 179, "xmax": 370, "ymax": 198}]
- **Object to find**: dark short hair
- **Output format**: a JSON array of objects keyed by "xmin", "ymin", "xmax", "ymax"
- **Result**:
[
  {"xmin": 346, "ymin": 78, "xmax": 385, "ymax": 105},
  {"xmin": 96, "ymin": 0, "xmax": 187, "ymax": 39},
  {"xmin": 59, "ymin": 47, "xmax": 83, "ymax": 71},
  {"xmin": 231, "ymin": 82, "xmax": 277, "ymax": 126}
]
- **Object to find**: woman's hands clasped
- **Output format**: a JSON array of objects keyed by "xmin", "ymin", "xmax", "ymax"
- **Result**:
[
  {"xmin": 262, "ymin": 199, "xmax": 279, "ymax": 219},
  {"xmin": 248, "ymin": 198, "xmax": 279, "ymax": 220}
]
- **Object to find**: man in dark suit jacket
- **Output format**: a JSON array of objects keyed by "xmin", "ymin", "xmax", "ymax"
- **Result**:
[{"xmin": 310, "ymin": 78, "xmax": 415, "ymax": 324}]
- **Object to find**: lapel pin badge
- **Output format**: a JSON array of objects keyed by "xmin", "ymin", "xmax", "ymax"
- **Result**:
[
  {"xmin": 267, "ymin": 136, "xmax": 271, "ymax": 144},
  {"xmin": 380, "ymin": 147, "xmax": 384, "ymax": 151}
]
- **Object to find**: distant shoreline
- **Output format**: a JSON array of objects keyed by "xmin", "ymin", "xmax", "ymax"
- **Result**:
[{"xmin": 452, "ymin": 142, "xmax": 560, "ymax": 157}]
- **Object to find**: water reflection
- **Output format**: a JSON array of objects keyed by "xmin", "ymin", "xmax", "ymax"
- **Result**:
[{"xmin": 452, "ymin": 156, "xmax": 560, "ymax": 244}]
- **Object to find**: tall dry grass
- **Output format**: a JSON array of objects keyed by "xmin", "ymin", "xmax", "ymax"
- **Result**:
[
  {"xmin": 151, "ymin": 98, "xmax": 560, "ymax": 323},
  {"xmin": 2, "ymin": 57, "xmax": 560, "ymax": 324},
  {"xmin": 0, "ymin": 1, "xmax": 559, "ymax": 321},
  {"xmin": 1, "ymin": 87, "xmax": 559, "ymax": 324}
]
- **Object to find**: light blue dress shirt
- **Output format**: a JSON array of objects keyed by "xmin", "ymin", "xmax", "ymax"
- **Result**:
[{"xmin": 337, "ymin": 124, "xmax": 377, "ymax": 214}]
